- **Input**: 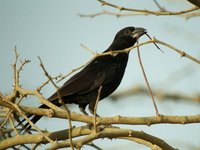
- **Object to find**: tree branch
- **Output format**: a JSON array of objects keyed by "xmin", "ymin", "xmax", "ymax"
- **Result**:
[
  {"xmin": 96, "ymin": 0, "xmax": 199, "ymax": 16},
  {"xmin": 1, "ymin": 98, "xmax": 200, "ymax": 126},
  {"xmin": 79, "ymin": 0, "xmax": 199, "ymax": 18},
  {"xmin": 0, "ymin": 126, "xmax": 178, "ymax": 150},
  {"xmin": 110, "ymin": 85, "xmax": 200, "ymax": 103}
]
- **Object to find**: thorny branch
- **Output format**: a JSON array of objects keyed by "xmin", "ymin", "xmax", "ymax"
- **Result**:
[
  {"xmin": 97, "ymin": 0, "xmax": 199, "ymax": 15},
  {"xmin": 1, "ymin": 37, "xmax": 199, "ymax": 149},
  {"xmin": 79, "ymin": 10, "xmax": 200, "ymax": 19},
  {"xmin": 1, "ymin": 97, "xmax": 200, "ymax": 126},
  {"xmin": 83, "ymin": 38, "xmax": 200, "ymax": 64},
  {"xmin": 78, "ymin": 0, "xmax": 199, "ymax": 18},
  {"xmin": 2, "ymin": 49, "xmax": 54, "ymax": 143},
  {"xmin": 110, "ymin": 85, "xmax": 200, "ymax": 103},
  {"xmin": 38, "ymin": 57, "xmax": 74, "ymax": 150},
  {"xmin": 0, "ymin": 126, "xmax": 177, "ymax": 150},
  {"xmin": 57, "ymin": 38, "xmax": 199, "ymax": 86}
]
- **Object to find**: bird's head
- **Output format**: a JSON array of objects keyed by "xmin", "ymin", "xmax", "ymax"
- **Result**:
[{"xmin": 108, "ymin": 27, "xmax": 147, "ymax": 51}]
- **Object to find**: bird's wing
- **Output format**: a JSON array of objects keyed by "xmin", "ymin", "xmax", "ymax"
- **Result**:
[{"xmin": 48, "ymin": 56, "xmax": 118, "ymax": 100}]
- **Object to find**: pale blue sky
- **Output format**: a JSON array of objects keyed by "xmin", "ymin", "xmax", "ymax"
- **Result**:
[{"xmin": 1, "ymin": 0, "xmax": 200, "ymax": 149}]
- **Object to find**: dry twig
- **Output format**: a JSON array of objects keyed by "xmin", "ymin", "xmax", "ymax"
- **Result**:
[
  {"xmin": 136, "ymin": 40, "xmax": 159, "ymax": 115},
  {"xmin": 79, "ymin": 0, "xmax": 199, "ymax": 18},
  {"xmin": 97, "ymin": 0, "xmax": 199, "ymax": 16},
  {"xmin": 110, "ymin": 85, "xmax": 200, "ymax": 103},
  {"xmin": 38, "ymin": 57, "xmax": 74, "ymax": 150},
  {"xmin": 93, "ymin": 86, "xmax": 102, "ymax": 133},
  {"xmin": 1, "ymin": 37, "xmax": 199, "ymax": 149}
]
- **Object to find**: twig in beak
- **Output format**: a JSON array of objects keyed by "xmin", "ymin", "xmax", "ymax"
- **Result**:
[{"xmin": 145, "ymin": 33, "xmax": 164, "ymax": 53}]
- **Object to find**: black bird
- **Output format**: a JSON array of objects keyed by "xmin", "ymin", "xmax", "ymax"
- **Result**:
[{"xmin": 19, "ymin": 26, "xmax": 146, "ymax": 131}]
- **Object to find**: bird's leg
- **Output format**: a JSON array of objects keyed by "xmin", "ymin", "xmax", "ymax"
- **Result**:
[
  {"xmin": 79, "ymin": 104, "xmax": 88, "ymax": 115},
  {"xmin": 89, "ymin": 101, "xmax": 100, "ymax": 117},
  {"xmin": 89, "ymin": 101, "xmax": 117, "ymax": 131},
  {"xmin": 88, "ymin": 101, "xmax": 103, "ymax": 131},
  {"xmin": 89, "ymin": 101, "xmax": 118, "ymax": 130},
  {"xmin": 79, "ymin": 104, "xmax": 97, "ymax": 129}
]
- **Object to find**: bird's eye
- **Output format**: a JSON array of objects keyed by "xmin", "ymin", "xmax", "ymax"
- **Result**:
[{"xmin": 125, "ymin": 30, "xmax": 131, "ymax": 35}]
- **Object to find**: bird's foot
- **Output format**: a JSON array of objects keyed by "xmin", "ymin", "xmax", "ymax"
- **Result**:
[
  {"xmin": 87, "ymin": 124, "xmax": 119, "ymax": 132},
  {"xmin": 98, "ymin": 124, "xmax": 119, "ymax": 130}
]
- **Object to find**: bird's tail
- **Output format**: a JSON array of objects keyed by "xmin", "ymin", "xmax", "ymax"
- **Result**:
[
  {"xmin": 17, "ymin": 95, "xmax": 63, "ymax": 133},
  {"xmin": 16, "ymin": 104, "xmax": 48, "ymax": 134}
]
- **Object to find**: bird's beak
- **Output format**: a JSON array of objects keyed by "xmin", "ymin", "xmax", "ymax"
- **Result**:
[{"xmin": 131, "ymin": 27, "xmax": 147, "ymax": 39}]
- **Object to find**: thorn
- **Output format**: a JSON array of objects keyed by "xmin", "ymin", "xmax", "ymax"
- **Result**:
[
  {"xmin": 101, "ymin": 2, "xmax": 106, "ymax": 6},
  {"xmin": 119, "ymin": 7, "xmax": 123, "ymax": 11},
  {"xmin": 180, "ymin": 51, "xmax": 186, "ymax": 57}
]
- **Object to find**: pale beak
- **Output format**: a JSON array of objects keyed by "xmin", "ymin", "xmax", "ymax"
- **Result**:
[{"xmin": 131, "ymin": 27, "xmax": 147, "ymax": 39}]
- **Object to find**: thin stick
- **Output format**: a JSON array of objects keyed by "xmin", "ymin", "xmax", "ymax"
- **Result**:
[
  {"xmin": 94, "ymin": 86, "xmax": 102, "ymax": 133},
  {"xmin": 153, "ymin": 0, "xmax": 166, "ymax": 12},
  {"xmin": 81, "ymin": 44, "xmax": 96, "ymax": 55},
  {"xmin": 9, "ymin": 114, "xmax": 18, "ymax": 135},
  {"xmin": 136, "ymin": 41, "xmax": 159, "ymax": 115},
  {"xmin": 38, "ymin": 57, "xmax": 74, "ymax": 150},
  {"xmin": 58, "ymin": 38, "xmax": 200, "ymax": 86},
  {"xmin": 97, "ymin": 0, "xmax": 199, "ymax": 16}
]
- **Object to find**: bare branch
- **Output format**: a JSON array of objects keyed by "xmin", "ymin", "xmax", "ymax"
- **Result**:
[
  {"xmin": 153, "ymin": 0, "xmax": 166, "ymax": 12},
  {"xmin": 6, "ymin": 100, "xmax": 54, "ymax": 143},
  {"xmin": 58, "ymin": 38, "xmax": 199, "ymax": 87},
  {"xmin": 79, "ymin": 0, "xmax": 199, "ymax": 18},
  {"xmin": 79, "ymin": 10, "xmax": 200, "ymax": 19},
  {"xmin": 96, "ymin": 38, "xmax": 200, "ymax": 64},
  {"xmin": 93, "ymin": 86, "xmax": 102, "ymax": 133},
  {"xmin": 1, "ymin": 98, "xmax": 200, "ymax": 126},
  {"xmin": 78, "ymin": 10, "xmax": 143, "ymax": 18},
  {"xmin": 38, "ymin": 57, "xmax": 74, "ymax": 150},
  {"xmin": 185, "ymin": 12, "xmax": 200, "ymax": 19},
  {"xmin": 137, "ymin": 40, "xmax": 159, "ymax": 115},
  {"xmin": 96, "ymin": 0, "xmax": 199, "ymax": 16},
  {"xmin": 47, "ymin": 127, "xmax": 177, "ymax": 150},
  {"xmin": 110, "ymin": 85, "xmax": 200, "ymax": 103},
  {"xmin": 120, "ymin": 137, "xmax": 162, "ymax": 150},
  {"xmin": 1, "ymin": 36, "xmax": 199, "ymax": 149},
  {"xmin": 81, "ymin": 44, "xmax": 96, "ymax": 55}
]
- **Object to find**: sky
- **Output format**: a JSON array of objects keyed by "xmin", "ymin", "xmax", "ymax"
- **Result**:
[{"xmin": 0, "ymin": 0, "xmax": 200, "ymax": 150}]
